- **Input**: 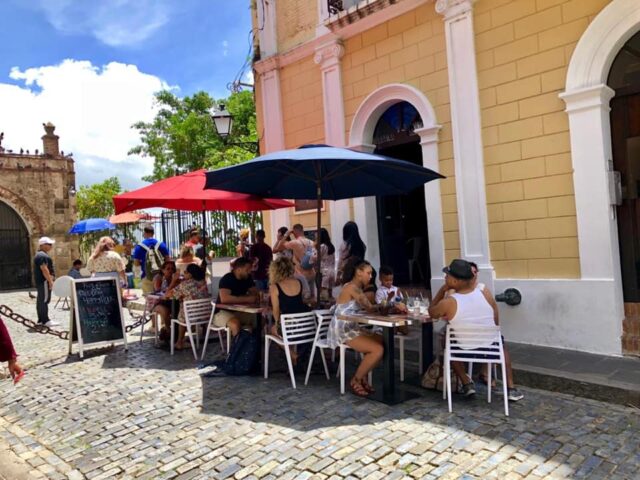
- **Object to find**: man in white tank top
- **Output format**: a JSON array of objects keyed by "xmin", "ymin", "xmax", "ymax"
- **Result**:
[{"xmin": 429, "ymin": 259, "xmax": 523, "ymax": 401}]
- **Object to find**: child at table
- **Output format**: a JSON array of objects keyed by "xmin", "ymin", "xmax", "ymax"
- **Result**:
[
  {"xmin": 166, "ymin": 263, "xmax": 208, "ymax": 350},
  {"xmin": 375, "ymin": 266, "xmax": 408, "ymax": 335}
]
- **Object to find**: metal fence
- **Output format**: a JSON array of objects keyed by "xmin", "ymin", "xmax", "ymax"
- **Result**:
[{"xmin": 149, "ymin": 210, "xmax": 263, "ymax": 258}]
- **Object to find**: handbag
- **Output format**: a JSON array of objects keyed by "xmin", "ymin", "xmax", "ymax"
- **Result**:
[{"xmin": 421, "ymin": 356, "xmax": 458, "ymax": 392}]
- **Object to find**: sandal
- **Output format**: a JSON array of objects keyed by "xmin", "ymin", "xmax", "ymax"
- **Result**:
[
  {"xmin": 361, "ymin": 378, "xmax": 375, "ymax": 394},
  {"xmin": 350, "ymin": 378, "xmax": 369, "ymax": 397}
]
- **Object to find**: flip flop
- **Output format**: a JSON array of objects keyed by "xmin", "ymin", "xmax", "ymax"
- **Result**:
[{"xmin": 13, "ymin": 371, "xmax": 25, "ymax": 385}]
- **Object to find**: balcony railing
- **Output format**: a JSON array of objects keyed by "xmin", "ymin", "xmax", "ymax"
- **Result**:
[{"xmin": 326, "ymin": 0, "xmax": 398, "ymax": 25}]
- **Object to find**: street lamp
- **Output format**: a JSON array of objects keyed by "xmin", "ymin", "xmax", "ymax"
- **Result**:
[{"xmin": 210, "ymin": 103, "xmax": 259, "ymax": 154}]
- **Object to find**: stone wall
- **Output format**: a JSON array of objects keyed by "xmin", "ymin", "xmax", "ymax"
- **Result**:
[{"xmin": 0, "ymin": 124, "xmax": 79, "ymax": 286}]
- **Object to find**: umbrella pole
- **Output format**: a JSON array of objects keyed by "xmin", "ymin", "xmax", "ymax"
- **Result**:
[
  {"xmin": 201, "ymin": 208, "xmax": 207, "ymax": 272},
  {"xmin": 315, "ymin": 183, "xmax": 322, "ymax": 307}
]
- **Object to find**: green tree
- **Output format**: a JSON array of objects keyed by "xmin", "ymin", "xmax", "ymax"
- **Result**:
[
  {"xmin": 75, "ymin": 177, "xmax": 122, "ymax": 258},
  {"xmin": 76, "ymin": 177, "xmax": 121, "ymax": 219},
  {"xmin": 129, "ymin": 89, "xmax": 257, "ymax": 181}
]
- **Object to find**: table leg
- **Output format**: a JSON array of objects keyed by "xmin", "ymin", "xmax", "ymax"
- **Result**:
[
  {"xmin": 382, "ymin": 327, "xmax": 396, "ymax": 398},
  {"xmin": 421, "ymin": 321, "xmax": 434, "ymax": 372},
  {"xmin": 253, "ymin": 313, "xmax": 263, "ymax": 374}
]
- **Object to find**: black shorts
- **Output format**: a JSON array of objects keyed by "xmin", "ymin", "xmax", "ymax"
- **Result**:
[{"xmin": 452, "ymin": 335, "xmax": 505, "ymax": 360}]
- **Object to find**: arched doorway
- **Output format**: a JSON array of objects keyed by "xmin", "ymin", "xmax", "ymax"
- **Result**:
[
  {"xmin": 0, "ymin": 201, "xmax": 31, "ymax": 290},
  {"xmin": 609, "ymin": 30, "xmax": 640, "ymax": 353},
  {"xmin": 373, "ymin": 101, "xmax": 430, "ymax": 287}
]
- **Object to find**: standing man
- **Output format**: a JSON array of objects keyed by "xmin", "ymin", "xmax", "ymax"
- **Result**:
[
  {"xmin": 185, "ymin": 228, "xmax": 205, "ymax": 264},
  {"xmin": 249, "ymin": 229, "xmax": 273, "ymax": 291},
  {"xmin": 133, "ymin": 226, "xmax": 171, "ymax": 294},
  {"xmin": 274, "ymin": 224, "xmax": 316, "ymax": 298},
  {"xmin": 34, "ymin": 236, "xmax": 57, "ymax": 326}
]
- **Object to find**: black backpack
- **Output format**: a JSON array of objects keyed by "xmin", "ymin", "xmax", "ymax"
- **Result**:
[{"xmin": 223, "ymin": 330, "xmax": 258, "ymax": 376}]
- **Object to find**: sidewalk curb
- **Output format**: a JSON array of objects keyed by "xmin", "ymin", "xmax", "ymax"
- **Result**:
[{"xmin": 514, "ymin": 364, "xmax": 640, "ymax": 408}]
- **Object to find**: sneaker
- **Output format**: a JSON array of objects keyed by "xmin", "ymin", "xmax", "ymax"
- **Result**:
[
  {"xmin": 43, "ymin": 320, "xmax": 60, "ymax": 327},
  {"xmin": 197, "ymin": 365, "xmax": 218, "ymax": 376},
  {"xmin": 462, "ymin": 382, "xmax": 476, "ymax": 396},
  {"xmin": 508, "ymin": 388, "xmax": 524, "ymax": 402}
]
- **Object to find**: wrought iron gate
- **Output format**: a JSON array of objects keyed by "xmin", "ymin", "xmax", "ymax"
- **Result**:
[{"xmin": 0, "ymin": 202, "xmax": 31, "ymax": 290}]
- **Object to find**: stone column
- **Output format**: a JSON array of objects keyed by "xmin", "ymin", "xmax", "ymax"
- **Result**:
[
  {"xmin": 314, "ymin": 39, "xmax": 351, "ymax": 255},
  {"xmin": 436, "ymin": 0, "xmax": 494, "ymax": 289},
  {"xmin": 254, "ymin": 57, "xmax": 289, "ymax": 244}
]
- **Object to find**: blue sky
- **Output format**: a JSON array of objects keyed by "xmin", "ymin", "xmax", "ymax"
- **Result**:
[{"xmin": 0, "ymin": 0, "xmax": 253, "ymax": 189}]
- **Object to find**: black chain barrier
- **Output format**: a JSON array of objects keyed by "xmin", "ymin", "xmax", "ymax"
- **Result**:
[{"xmin": 0, "ymin": 304, "xmax": 153, "ymax": 341}]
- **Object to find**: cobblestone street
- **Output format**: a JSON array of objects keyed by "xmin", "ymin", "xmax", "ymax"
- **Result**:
[{"xmin": 1, "ymin": 292, "xmax": 639, "ymax": 479}]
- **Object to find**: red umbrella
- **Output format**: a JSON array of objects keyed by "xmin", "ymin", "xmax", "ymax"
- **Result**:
[{"xmin": 112, "ymin": 169, "xmax": 293, "ymax": 213}]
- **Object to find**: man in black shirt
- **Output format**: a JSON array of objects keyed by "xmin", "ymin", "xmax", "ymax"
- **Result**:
[
  {"xmin": 33, "ymin": 237, "xmax": 57, "ymax": 326},
  {"xmin": 213, "ymin": 258, "xmax": 259, "ymax": 329}
]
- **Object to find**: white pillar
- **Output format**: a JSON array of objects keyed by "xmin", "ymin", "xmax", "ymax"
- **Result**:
[
  {"xmin": 560, "ymin": 85, "xmax": 618, "ymax": 280},
  {"xmin": 314, "ymin": 39, "xmax": 350, "ymax": 257},
  {"xmin": 351, "ymin": 143, "xmax": 381, "ymax": 272},
  {"xmin": 415, "ymin": 126, "xmax": 445, "ymax": 288},
  {"xmin": 436, "ymin": 0, "xmax": 494, "ymax": 289},
  {"xmin": 256, "ymin": 0, "xmax": 277, "ymax": 57},
  {"xmin": 254, "ymin": 57, "xmax": 289, "ymax": 244}
]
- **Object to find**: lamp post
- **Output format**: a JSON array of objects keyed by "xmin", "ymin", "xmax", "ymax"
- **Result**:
[{"xmin": 210, "ymin": 103, "xmax": 259, "ymax": 154}]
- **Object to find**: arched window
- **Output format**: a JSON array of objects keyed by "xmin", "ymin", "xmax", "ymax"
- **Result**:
[
  {"xmin": 372, "ymin": 101, "xmax": 423, "ymax": 148},
  {"xmin": 608, "ymin": 30, "xmax": 640, "ymax": 95}
]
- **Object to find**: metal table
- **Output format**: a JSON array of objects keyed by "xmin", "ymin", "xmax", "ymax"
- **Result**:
[{"xmin": 337, "ymin": 311, "xmax": 431, "ymax": 405}]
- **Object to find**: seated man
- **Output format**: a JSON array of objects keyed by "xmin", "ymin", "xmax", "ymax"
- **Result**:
[
  {"xmin": 428, "ymin": 259, "xmax": 523, "ymax": 402},
  {"xmin": 67, "ymin": 259, "xmax": 84, "ymax": 279},
  {"xmin": 213, "ymin": 257, "xmax": 259, "ymax": 330}
]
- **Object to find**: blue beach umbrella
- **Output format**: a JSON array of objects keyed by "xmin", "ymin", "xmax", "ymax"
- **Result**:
[
  {"xmin": 204, "ymin": 144, "xmax": 444, "ymax": 301},
  {"xmin": 69, "ymin": 218, "xmax": 116, "ymax": 234}
]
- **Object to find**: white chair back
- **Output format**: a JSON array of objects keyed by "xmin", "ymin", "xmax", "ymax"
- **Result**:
[
  {"xmin": 313, "ymin": 310, "xmax": 333, "ymax": 345},
  {"xmin": 280, "ymin": 312, "xmax": 318, "ymax": 346},
  {"xmin": 183, "ymin": 298, "xmax": 213, "ymax": 324},
  {"xmin": 52, "ymin": 276, "xmax": 73, "ymax": 297},
  {"xmin": 446, "ymin": 324, "xmax": 503, "ymax": 362},
  {"xmin": 210, "ymin": 276, "xmax": 222, "ymax": 301}
]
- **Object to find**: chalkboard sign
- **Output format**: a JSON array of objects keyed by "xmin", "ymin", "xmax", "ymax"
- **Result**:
[{"xmin": 70, "ymin": 277, "xmax": 127, "ymax": 357}]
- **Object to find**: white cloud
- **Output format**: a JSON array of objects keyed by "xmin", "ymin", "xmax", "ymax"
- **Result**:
[
  {"xmin": 222, "ymin": 40, "xmax": 229, "ymax": 57},
  {"xmin": 245, "ymin": 71, "xmax": 254, "ymax": 85},
  {"xmin": 29, "ymin": 0, "xmax": 171, "ymax": 47},
  {"xmin": 0, "ymin": 59, "xmax": 173, "ymax": 190}
]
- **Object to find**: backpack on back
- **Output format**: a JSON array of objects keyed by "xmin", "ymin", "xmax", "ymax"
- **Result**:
[
  {"xmin": 299, "ymin": 239, "xmax": 317, "ymax": 270},
  {"xmin": 138, "ymin": 241, "xmax": 164, "ymax": 276}
]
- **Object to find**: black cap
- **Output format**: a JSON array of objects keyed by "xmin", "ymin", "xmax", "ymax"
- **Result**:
[{"xmin": 443, "ymin": 259, "xmax": 474, "ymax": 280}]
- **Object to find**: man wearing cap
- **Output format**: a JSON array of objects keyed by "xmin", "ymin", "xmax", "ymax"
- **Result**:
[
  {"xmin": 34, "ymin": 237, "xmax": 57, "ymax": 326},
  {"xmin": 429, "ymin": 259, "xmax": 523, "ymax": 402}
]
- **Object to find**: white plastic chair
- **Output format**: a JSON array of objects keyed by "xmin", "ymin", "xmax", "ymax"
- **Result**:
[
  {"xmin": 264, "ymin": 311, "xmax": 317, "ymax": 389},
  {"xmin": 201, "ymin": 301, "xmax": 230, "ymax": 360},
  {"xmin": 443, "ymin": 324, "xmax": 509, "ymax": 416},
  {"xmin": 135, "ymin": 295, "xmax": 162, "ymax": 345},
  {"xmin": 171, "ymin": 299, "xmax": 213, "ymax": 360},
  {"xmin": 336, "ymin": 343, "xmax": 373, "ymax": 395},
  {"xmin": 52, "ymin": 276, "xmax": 72, "ymax": 310},
  {"xmin": 304, "ymin": 310, "xmax": 333, "ymax": 386}
]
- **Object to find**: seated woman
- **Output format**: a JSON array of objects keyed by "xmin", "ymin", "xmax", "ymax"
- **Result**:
[
  {"xmin": 326, "ymin": 260, "xmax": 385, "ymax": 397},
  {"xmin": 87, "ymin": 236, "xmax": 126, "ymax": 286},
  {"xmin": 165, "ymin": 263, "xmax": 209, "ymax": 350},
  {"xmin": 268, "ymin": 256, "xmax": 311, "ymax": 365},
  {"xmin": 175, "ymin": 245, "xmax": 202, "ymax": 275},
  {"xmin": 151, "ymin": 261, "xmax": 179, "ymax": 334}
]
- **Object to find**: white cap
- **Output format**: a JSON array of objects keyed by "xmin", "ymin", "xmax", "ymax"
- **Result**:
[{"xmin": 38, "ymin": 236, "xmax": 56, "ymax": 245}]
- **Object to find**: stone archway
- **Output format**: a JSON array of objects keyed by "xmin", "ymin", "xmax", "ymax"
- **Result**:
[
  {"xmin": 348, "ymin": 83, "xmax": 444, "ymax": 290},
  {"xmin": 0, "ymin": 200, "xmax": 32, "ymax": 289}
]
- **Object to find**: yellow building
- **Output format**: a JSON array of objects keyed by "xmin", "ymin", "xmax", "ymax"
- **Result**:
[{"xmin": 252, "ymin": 0, "xmax": 640, "ymax": 357}]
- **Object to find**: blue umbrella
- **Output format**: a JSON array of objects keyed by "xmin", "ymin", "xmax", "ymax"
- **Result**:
[
  {"xmin": 204, "ymin": 144, "xmax": 443, "ymax": 200},
  {"xmin": 204, "ymin": 144, "xmax": 444, "ymax": 303},
  {"xmin": 69, "ymin": 218, "xmax": 116, "ymax": 234}
]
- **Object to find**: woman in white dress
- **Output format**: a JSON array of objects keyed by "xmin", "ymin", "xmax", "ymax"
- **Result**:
[{"xmin": 327, "ymin": 260, "xmax": 384, "ymax": 397}]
